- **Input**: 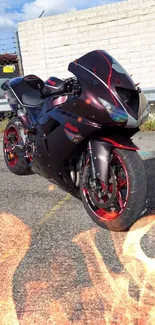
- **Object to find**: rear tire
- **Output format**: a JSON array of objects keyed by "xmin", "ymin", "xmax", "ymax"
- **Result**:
[
  {"xmin": 3, "ymin": 118, "xmax": 31, "ymax": 175},
  {"xmin": 80, "ymin": 148, "xmax": 147, "ymax": 232}
]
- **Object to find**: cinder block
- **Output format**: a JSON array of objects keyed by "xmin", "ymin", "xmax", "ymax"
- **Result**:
[{"xmin": 18, "ymin": 0, "xmax": 155, "ymax": 88}]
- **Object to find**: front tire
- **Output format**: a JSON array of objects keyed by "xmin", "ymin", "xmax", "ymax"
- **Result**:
[
  {"xmin": 80, "ymin": 148, "xmax": 147, "ymax": 232},
  {"xmin": 3, "ymin": 117, "xmax": 31, "ymax": 175}
]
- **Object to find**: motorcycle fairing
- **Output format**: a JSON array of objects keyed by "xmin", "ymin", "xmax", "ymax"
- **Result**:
[
  {"xmin": 68, "ymin": 50, "xmax": 149, "ymax": 127},
  {"xmin": 33, "ymin": 102, "xmax": 139, "ymax": 191},
  {"xmin": 32, "ymin": 105, "xmax": 103, "ymax": 193}
]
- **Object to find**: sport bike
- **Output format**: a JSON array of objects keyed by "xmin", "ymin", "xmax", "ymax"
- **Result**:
[{"xmin": 1, "ymin": 50, "xmax": 150, "ymax": 231}]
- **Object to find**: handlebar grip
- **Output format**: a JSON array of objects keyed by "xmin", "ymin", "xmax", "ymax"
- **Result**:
[
  {"xmin": 52, "ymin": 88, "xmax": 64, "ymax": 96},
  {"xmin": 42, "ymin": 88, "xmax": 64, "ymax": 99}
]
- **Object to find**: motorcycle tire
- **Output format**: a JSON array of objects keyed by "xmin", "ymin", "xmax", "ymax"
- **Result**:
[{"xmin": 80, "ymin": 148, "xmax": 147, "ymax": 232}]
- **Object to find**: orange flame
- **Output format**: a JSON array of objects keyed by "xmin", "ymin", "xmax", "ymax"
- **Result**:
[
  {"xmin": 0, "ymin": 213, "xmax": 31, "ymax": 325},
  {"xmin": 48, "ymin": 184, "xmax": 55, "ymax": 191},
  {"xmin": 1, "ymin": 212, "xmax": 155, "ymax": 324}
]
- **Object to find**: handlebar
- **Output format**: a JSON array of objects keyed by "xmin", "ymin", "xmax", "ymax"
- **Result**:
[
  {"xmin": 42, "ymin": 77, "xmax": 81, "ymax": 99},
  {"xmin": 41, "ymin": 89, "xmax": 80, "ymax": 99},
  {"xmin": 41, "ymin": 88, "xmax": 64, "ymax": 99}
]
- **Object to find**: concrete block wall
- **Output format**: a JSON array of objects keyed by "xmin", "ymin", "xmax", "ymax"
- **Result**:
[{"xmin": 18, "ymin": 0, "xmax": 155, "ymax": 88}]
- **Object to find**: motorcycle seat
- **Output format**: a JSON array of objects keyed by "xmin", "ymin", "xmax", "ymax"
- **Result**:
[
  {"xmin": 21, "ymin": 77, "xmax": 66, "ymax": 108},
  {"xmin": 21, "ymin": 90, "xmax": 44, "ymax": 107}
]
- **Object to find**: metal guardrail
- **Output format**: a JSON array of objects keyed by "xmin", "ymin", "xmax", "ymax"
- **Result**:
[
  {"xmin": 142, "ymin": 88, "xmax": 155, "ymax": 104},
  {"xmin": 0, "ymin": 99, "xmax": 11, "ymax": 112},
  {"xmin": 0, "ymin": 31, "xmax": 23, "ymax": 119}
]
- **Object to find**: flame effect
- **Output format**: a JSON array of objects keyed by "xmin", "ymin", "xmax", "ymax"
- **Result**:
[
  {"xmin": 48, "ymin": 184, "xmax": 55, "ymax": 191},
  {"xmin": 0, "ymin": 213, "xmax": 31, "ymax": 325},
  {"xmin": 1, "ymin": 212, "xmax": 155, "ymax": 324}
]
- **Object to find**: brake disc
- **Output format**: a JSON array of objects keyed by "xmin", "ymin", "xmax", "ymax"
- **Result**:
[{"xmin": 90, "ymin": 166, "xmax": 117, "ymax": 209}]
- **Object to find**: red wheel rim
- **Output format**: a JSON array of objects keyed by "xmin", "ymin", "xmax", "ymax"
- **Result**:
[
  {"xmin": 82, "ymin": 151, "xmax": 130, "ymax": 221},
  {"xmin": 4, "ymin": 126, "xmax": 19, "ymax": 167}
]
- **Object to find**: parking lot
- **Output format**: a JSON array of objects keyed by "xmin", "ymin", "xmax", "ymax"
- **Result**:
[{"xmin": 1, "ymin": 132, "xmax": 155, "ymax": 325}]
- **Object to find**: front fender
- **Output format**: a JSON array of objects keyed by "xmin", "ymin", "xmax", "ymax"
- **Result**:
[
  {"xmin": 99, "ymin": 135, "xmax": 139, "ymax": 151},
  {"xmin": 90, "ymin": 136, "xmax": 138, "ymax": 184}
]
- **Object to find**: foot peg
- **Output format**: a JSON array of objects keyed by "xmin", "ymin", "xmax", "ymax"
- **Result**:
[{"xmin": 24, "ymin": 128, "xmax": 37, "ymax": 135}]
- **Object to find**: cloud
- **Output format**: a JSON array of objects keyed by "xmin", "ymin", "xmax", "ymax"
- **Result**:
[
  {"xmin": 21, "ymin": 0, "xmax": 119, "ymax": 20},
  {"xmin": 0, "ymin": 16, "xmax": 16, "ymax": 31},
  {"xmin": 0, "ymin": 0, "xmax": 122, "ymax": 30},
  {"xmin": 22, "ymin": 0, "xmax": 76, "ymax": 20}
]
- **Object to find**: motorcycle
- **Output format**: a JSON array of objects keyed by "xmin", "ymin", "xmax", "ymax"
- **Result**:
[{"xmin": 1, "ymin": 50, "xmax": 150, "ymax": 231}]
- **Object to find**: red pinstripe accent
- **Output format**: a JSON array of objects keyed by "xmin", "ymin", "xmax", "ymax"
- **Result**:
[
  {"xmin": 97, "ymin": 50, "xmax": 118, "ymax": 107},
  {"xmin": 100, "ymin": 137, "xmax": 139, "ymax": 150}
]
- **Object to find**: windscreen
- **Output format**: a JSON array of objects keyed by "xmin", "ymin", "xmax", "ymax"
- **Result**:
[
  {"xmin": 68, "ymin": 50, "xmax": 135, "ymax": 93},
  {"xmin": 68, "ymin": 50, "xmax": 140, "ymax": 123}
]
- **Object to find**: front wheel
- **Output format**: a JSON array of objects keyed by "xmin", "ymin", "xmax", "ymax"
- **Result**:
[{"xmin": 80, "ymin": 148, "xmax": 147, "ymax": 232}]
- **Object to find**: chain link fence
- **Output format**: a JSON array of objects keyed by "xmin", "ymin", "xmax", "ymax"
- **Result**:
[
  {"xmin": 0, "ymin": 32, "xmax": 22, "ymax": 77},
  {"xmin": 0, "ymin": 31, "xmax": 23, "ymax": 119}
]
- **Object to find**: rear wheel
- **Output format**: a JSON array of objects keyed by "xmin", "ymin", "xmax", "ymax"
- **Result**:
[
  {"xmin": 3, "ymin": 118, "xmax": 31, "ymax": 175},
  {"xmin": 80, "ymin": 148, "xmax": 147, "ymax": 232}
]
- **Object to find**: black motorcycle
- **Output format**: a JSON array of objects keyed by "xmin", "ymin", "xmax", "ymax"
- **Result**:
[{"xmin": 1, "ymin": 50, "xmax": 150, "ymax": 231}]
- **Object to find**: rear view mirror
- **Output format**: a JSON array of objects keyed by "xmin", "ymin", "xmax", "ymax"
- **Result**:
[
  {"xmin": 24, "ymin": 75, "xmax": 44, "ymax": 90},
  {"xmin": 1, "ymin": 80, "xmax": 10, "ymax": 91}
]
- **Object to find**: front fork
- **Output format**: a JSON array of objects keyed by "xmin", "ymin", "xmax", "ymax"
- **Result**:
[
  {"xmin": 80, "ymin": 140, "xmax": 112, "ymax": 193},
  {"xmin": 81, "ymin": 139, "xmax": 114, "ymax": 190},
  {"xmin": 88, "ymin": 141, "xmax": 96, "ymax": 182}
]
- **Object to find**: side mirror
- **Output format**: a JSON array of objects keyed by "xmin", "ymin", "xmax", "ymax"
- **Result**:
[
  {"xmin": 24, "ymin": 75, "xmax": 44, "ymax": 90},
  {"xmin": 1, "ymin": 80, "xmax": 10, "ymax": 91}
]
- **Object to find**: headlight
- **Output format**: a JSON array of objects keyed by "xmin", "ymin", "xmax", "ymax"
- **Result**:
[{"xmin": 98, "ymin": 97, "xmax": 128, "ymax": 123}]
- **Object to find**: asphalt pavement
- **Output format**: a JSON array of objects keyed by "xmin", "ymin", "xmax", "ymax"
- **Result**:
[{"xmin": 1, "ymin": 132, "xmax": 155, "ymax": 325}]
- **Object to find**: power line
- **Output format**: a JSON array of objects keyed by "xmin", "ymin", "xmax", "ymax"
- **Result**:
[
  {"xmin": 39, "ymin": 10, "xmax": 45, "ymax": 18},
  {"xmin": 0, "ymin": 37, "xmax": 15, "ymax": 42}
]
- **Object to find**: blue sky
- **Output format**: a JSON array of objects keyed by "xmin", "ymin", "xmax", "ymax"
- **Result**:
[{"xmin": 0, "ymin": 0, "xmax": 123, "ymax": 53}]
